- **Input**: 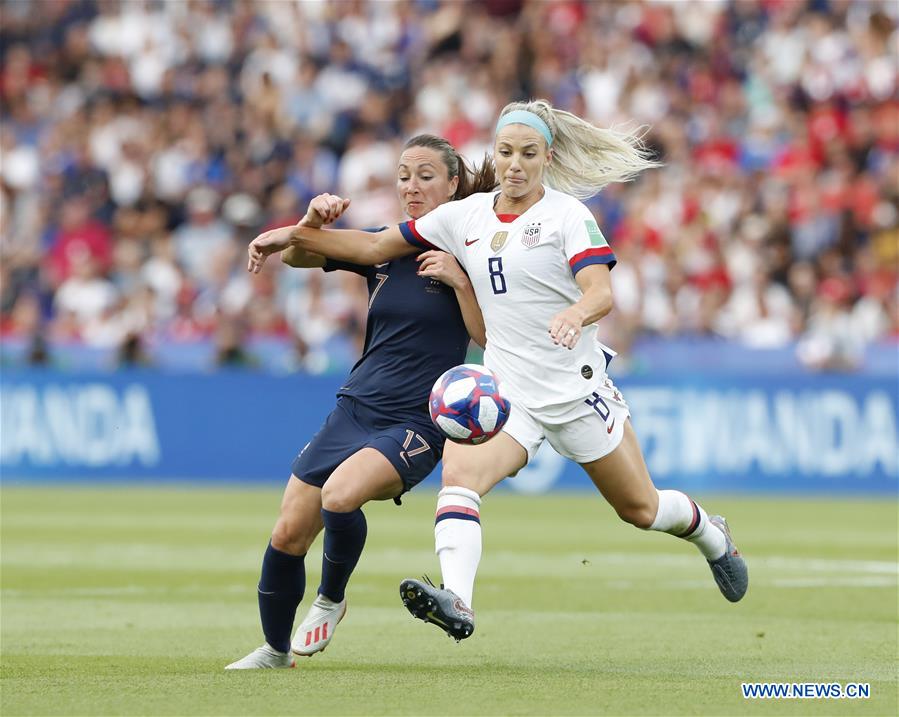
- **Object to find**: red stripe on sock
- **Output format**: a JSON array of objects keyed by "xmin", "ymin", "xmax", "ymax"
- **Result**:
[
  {"xmin": 681, "ymin": 499, "xmax": 701, "ymax": 537},
  {"xmin": 435, "ymin": 505, "xmax": 480, "ymax": 519}
]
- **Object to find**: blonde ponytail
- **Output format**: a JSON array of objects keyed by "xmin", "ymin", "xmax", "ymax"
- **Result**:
[{"xmin": 497, "ymin": 99, "xmax": 659, "ymax": 199}]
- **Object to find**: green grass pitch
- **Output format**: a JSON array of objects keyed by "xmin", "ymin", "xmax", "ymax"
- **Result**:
[{"xmin": 1, "ymin": 486, "xmax": 896, "ymax": 716}]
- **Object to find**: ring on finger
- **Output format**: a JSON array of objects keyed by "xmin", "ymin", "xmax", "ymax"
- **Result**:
[{"xmin": 566, "ymin": 328, "xmax": 577, "ymax": 336}]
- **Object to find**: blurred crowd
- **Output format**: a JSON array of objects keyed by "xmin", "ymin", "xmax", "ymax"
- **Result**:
[{"xmin": 1, "ymin": 0, "xmax": 897, "ymax": 373}]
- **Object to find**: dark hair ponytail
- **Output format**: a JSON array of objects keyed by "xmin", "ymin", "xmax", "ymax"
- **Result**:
[
  {"xmin": 452, "ymin": 150, "xmax": 497, "ymax": 200},
  {"xmin": 402, "ymin": 134, "xmax": 497, "ymax": 200}
]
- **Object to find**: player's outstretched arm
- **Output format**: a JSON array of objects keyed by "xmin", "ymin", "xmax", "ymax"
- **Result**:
[
  {"xmin": 548, "ymin": 264, "xmax": 613, "ymax": 350},
  {"xmin": 286, "ymin": 195, "xmax": 416, "ymax": 268},
  {"xmin": 417, "ymin": 250, "xmax": 486, "ymax": 348},
  {"xmin": 280, "ymin": 195, "xmax": 339, "ymax": 268},
  {"xmin": 248, "ymin": 224, "xmax": 325, "ymax": 271},
  {"xmin": 280, "ymin": 244, "xmax": 326, "ymax": 268},
  {"xmin": 247, "ymin": 225, "xmax": 296, "ymax": 272},
  {"xmin": 248, "ymin": 194, "xmax": 338, "ymax": 272}
]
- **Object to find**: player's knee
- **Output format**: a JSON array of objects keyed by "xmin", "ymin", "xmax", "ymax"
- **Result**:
[
  {"xmin": 320, "ymin": 481, "xmax": 362, "ymax": 513},
  {"xmin": 616, "ymin": 501, "xmax": 657, "ymax": 530},
  {"xmin": 441, "ymin": 458, "xmax": 484, "ymax": 493},
  {"xmin": 271, "ymin": 516, "xmax": 315, "ymax": 555}
]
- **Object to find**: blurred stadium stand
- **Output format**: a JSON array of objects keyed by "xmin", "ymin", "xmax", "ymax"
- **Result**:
[{"xmin": 1, "ymin": 0, "xmax": 896, "ymax": 374}]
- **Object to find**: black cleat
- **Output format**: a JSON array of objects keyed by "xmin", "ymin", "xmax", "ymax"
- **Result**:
[
  {"xmin": 707, "ymin": 515, "xmax": 749, "ymax": 603},
  {"xmin": 400, "ymin": 576, "xmax": 475, "ymax": 641}
]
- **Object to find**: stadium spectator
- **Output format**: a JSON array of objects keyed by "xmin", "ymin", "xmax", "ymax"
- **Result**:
[
  {"xmin": 213, "ymin": 315, "xmax": 257, "ymax": 369},
  {"xmin": 47, "ymin": 196, "xmax": 114, "ymax": 288},
  {"xmin": 52, "ymin": 251, "xmax": 118, "ymax": 340},
  {"xmin": 172, "ymin": 187, "xmax": 234, "ymax": 287}
]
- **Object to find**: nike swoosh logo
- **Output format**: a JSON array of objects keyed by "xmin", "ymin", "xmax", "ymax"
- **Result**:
[
  {"xmin": 374, "ymin": 262, "xmax": 389, "ymax": 268},
  {"xmin": 426, "ymin": 611, "xmax": 449, "ymax": 628},
  {"xmin": 464, "ymin": 238, "xmax": 480, "ymax": 246},
  {"xmin": 607, "ymin": 418, "xmax": 616, "ymax": 434}
]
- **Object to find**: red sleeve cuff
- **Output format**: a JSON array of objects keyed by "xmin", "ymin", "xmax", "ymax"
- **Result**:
[
  {"xmin": 399, "ymin": 220, "xmax": 438, "ymax": 250},
  {"xmin": 569, "ymin": 247, "xmax": 617, "ymax": 275}
]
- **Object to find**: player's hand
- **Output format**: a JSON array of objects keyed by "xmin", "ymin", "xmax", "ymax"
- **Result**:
[
  {"xmin": 417, "ymin": 251, "xmax": 468, "ymax": 290},
  {"xmin": 303, "ymin": 193, "xmax": 351, "ymax": 228},
  {"xmin": 247, "ymin": 226, "xmax": 294, "ymax": 273},
  {"xmin": 549, "ymin": 305, "xmax": 587, "ymax": 350}
]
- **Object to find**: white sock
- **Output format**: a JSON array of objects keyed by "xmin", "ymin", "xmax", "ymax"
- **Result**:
[
  {"xmin": 649, "ymin": 489, "xmax": 726, "ymax": 560},
  {"xmin": 434, "ymin": 486, "xmax": 482, "ymax": 609}
]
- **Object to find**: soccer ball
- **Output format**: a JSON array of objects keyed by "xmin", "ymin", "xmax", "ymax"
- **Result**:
[{"xmin": 429, "ymin": 364, "xmax": 511, "ymax": 444}]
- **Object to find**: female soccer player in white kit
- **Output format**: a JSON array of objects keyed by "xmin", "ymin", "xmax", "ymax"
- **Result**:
[{"xmin": 248, "ymin": 99, "xmax": 749, "ymax": 641}]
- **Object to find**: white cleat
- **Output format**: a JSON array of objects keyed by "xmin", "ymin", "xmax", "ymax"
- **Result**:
[
  {"xmin": 225, "ymin": 643, "xmax": 296, "ymax": 670},
  {"xmin": 291, "ymin": 594, "xmax": 347, "ymax": 656}
]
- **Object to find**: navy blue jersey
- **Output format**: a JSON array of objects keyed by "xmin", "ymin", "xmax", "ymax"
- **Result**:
[{"xmin": 323, "ymin": 252, "xmax": 470, "ymax": 421}]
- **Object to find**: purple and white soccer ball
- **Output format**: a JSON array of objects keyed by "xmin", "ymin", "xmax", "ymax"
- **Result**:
[{"xmin": 429, "ymin": 364, "xmax": 511, "ymax": 445}]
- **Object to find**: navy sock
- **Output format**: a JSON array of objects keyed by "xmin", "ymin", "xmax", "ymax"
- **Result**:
[
  {"xmin": 318, "ymin": 508, "xmax": 367, "ymax": 603},
  {"xmin": 257, "ymin": 541, "xmax": 306, "ymax": 654}
]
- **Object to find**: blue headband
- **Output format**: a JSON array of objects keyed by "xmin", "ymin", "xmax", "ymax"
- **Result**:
[{"xmin": 495, "ymin": 110, "xmax": 553, "ymax": 146}]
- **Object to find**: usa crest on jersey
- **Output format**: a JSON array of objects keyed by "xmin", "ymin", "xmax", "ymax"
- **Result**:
[{"xmin": 521, "ymin": 222, "xmax": 542, "ymax": 248}]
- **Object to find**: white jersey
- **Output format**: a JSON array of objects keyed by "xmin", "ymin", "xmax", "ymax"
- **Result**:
[{"xmin": 399, "ymin": 186, "xmax": 618, "ymax": 412}]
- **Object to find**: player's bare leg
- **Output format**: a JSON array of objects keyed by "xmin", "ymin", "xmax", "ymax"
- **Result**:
[
  {"xmin": 580, "ymin": 420, "xmax": 748, "ymax": 602},
  {"xmin": 293, "ymin": 448, "xmax": 402, "ymax": 656},
  {"xmin": 401, "ymin": 433, "xmax": 527, "ymax": 640},
  {"xmin": 226, "ymin": 477, "xmax": 323, "ymax": 669}
]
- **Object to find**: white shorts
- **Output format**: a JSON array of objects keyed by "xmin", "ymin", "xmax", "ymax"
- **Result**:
[{"xmin": 502, "ymin": 377, "xmax": 630, "ymax": 465}]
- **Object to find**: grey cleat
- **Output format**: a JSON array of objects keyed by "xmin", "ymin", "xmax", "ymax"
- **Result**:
[
  {"xmin": 400, "ymin": 576, "xmax": 474, "ymax": 641},
  {"xmin": 707, "ymin": 515, "xmax": 748, "ymax": 602}
]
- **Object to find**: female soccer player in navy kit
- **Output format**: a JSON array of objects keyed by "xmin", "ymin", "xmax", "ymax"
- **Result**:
[
  {"xmin": 250, "ymin": 100, "xmax": 748, "ymax": 644},
  {"xmin": 227, "ymin": 135, "xmax": 495, "ymax": 668}
]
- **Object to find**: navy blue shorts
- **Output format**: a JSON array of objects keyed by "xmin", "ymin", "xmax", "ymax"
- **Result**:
[{"xmin": 291, "ymin": 397, "xmax": 444, "ymax": 495}]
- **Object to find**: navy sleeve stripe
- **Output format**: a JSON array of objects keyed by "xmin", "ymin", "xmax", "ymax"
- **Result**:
[
  {"xmin": 571, "ymin": 254, "xmax": 617, "ymax": 274},
  {"xmin": 399, "ymin": 220, "xmax": 438, "ymax": 250},
  {"xmin": 570, "ymin": 247, "xmax": 617, "ymax": 275}
]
